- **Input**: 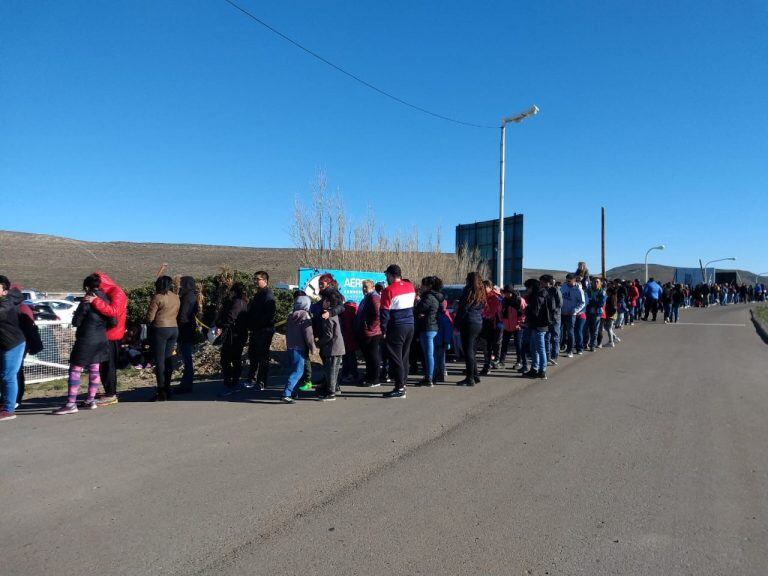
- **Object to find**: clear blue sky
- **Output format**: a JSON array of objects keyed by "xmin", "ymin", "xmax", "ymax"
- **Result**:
[{"xmin": 2, "ymin": 1, "xmax": 766, "ymax": 273}]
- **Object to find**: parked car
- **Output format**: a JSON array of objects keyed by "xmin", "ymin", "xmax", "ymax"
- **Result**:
[
  {"xmin": 33, "ymin": 299, "xmax": 78, "ymax": 324},
  {"xmin": 27, "ymin": 302, "xmax": 60, "ymax": 323},
  {"xmin": 22, "ymin": 289, "xmax": 43, "ymax": 301}
]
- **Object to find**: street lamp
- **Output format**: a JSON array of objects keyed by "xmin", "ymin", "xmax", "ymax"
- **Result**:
[
  {"xmin": 498, "ymin": 105, "xmax": 538, "ymax": 287},
  {"xmin": 644, "ymin": 245, "xmax": 665, "ymax": 283},
  {"xmin": 704, "ymin": 257, "xmax": 736, "ymax": 284}
]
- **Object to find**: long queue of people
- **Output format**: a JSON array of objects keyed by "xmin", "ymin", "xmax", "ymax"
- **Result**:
[{"xmin": 0, "ymin": 265, "xmax": 761, "ymax": 421}]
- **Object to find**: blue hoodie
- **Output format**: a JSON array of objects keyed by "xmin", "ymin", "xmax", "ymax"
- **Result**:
[
  {"xmin": 560, "ymin": 283, "xmax": 586, "ymax": 316},
  {"xmin": 643, "ymin": 281, "xmax": 662, "ymax": 300}
]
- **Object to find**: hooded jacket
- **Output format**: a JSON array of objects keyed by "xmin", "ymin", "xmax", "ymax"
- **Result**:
[
  {"xmin": 0, "ymin": 287, "xmax": 25, "ymax": 351},
  {"xmin": 415, "ymin": 290, "xmax": 445, "ymax": 332},
  {"xmin": 319, "ymin": 313, "xmax": 346, "ymax": 357},
  {"xmin": 560, "ymin": 283, "xmax": 586, "ymax": 316},
  {"xmin": 90, "ymin": 272, "xmax": 127, "ymax": 341},
  {"xmin": 70, "ymin": 291, "xmax": 111, "ymax": 365},
  {"xmin": 177, "ymin": 276, "xmax": 199, "ymax": 343}
]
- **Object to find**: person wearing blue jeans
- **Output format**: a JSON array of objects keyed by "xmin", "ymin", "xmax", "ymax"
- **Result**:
[
  {"xmin": 585, "ymin": 278, "xmax": 606, "ymax": 351},
  {"xmin": 530, "ymin": 328, "xmax": 548, "ymax": 376},
  {"xmin": 414, "ymin": 276, "xmax": 445, "ymax": 387},
  {"xmin": 523, "ymin": 278, "xmax": 553, "ymax": 379},
  {"xmin": 0, "ymin": 277, "xmax": 26, "ymax": 421},
  {"xmin": 281, "ymin": 296, "xmax": 317, "ymax": 403}
]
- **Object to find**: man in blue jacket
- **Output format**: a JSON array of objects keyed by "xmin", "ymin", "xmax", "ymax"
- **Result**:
[
  {"xmin": 560, "ymin": 274, "xmax": 585, "ymax": 357},
  {"xmin": 642, "ymin": 278, "xmax": 662, "ymax": 321}
]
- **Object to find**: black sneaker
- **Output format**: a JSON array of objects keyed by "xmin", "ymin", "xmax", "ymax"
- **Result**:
[
  {"xmin": 320, "ymin": 394, "xmax": 336, "ymax": 402},
  {"xmin": 523, "ymin": 369, "xmax": 538, "ymax": 378},
  {"xmin": 479, "ymin": 367, "xmax": 490, "ymax": 376},
  {"xmin": 537, "ymin": 371, "xmax": 548, "ymax": 380},
  {"xmin": 382, "ymin": 388, "xmax": 406, "ymax": 398},
  {"xmin": 362, "ymin": 381, "xmax": 381, "ymax": 388},
  {"xmin": 456, "ymin": 378, "xmax": 473, "ymax": 386},
  {"xmin": 415, "ymin": 379, "xmax": 433, "ymax": 387}
]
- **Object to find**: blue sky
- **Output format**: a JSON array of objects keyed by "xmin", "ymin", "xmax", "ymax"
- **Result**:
[{"xmin": 2, "ymin": 1, "xmax": 766, "ymax": 273}]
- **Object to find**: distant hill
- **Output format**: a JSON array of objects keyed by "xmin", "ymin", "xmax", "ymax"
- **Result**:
[{"xmin": 0, "ymin": 231, "xmax": 756, "ymax": 291}]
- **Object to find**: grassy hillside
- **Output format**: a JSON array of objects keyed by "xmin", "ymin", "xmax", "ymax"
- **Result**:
[{"xmin": 0, "ymin": 231, "xmax": 755, "ymax": 291}]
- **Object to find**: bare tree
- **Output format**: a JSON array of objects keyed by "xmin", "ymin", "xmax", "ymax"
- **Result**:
[{"xmin": 291, "ymin": 170, "xmax": 488, "ymax": 284}]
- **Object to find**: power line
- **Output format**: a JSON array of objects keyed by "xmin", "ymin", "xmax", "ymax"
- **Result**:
[{"xmin": 222, "ymin": 0, "xmax": 496, "ymax": 129}]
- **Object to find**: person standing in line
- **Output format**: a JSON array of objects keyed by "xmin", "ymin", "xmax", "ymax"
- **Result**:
[
  {"xmin": 176, "ymin": 276, "xmax": 200, "ymax": 394},
  {"xmin": 0, "ymin": 276, "xmax": 25, "ymax": 422},
  {"xmin": 499, "ymin": 285, "xmax": 526, "ymax": 369},
  {"xmin": 281, "ymin": 295, "xmax": 317, "ymax": 403},
  {"xmin": 414, "ymin": 276, "xmax": 444, "ymax": 388},
  {"xmin": 661, "ymin": 282, "xmax": 674, "ymax": 323},
  {"xmin": 246, "ymin": 271, "xmax": 276, "ymax": 391},
  {"xmin": 355, "ymin": 280, "xmax": 382, "ymax": 387},
  {"xmin": 145, "ymin": 276, "xmax": 180, "ymax": 401},
  {"xmin": 585, "ymin": 278, "xmax": 606, "ymax": 352},
  {"xmin": 643, "ymin": 277, "xmax": 662, "ymax": 321},
  {"xmin": 434, "ymin": 300, "xmax": 453, "ymax": 383},
  {"xmin": 85, "ymin": 272, "xmax": 127, "ymax": 406},
  {"xmin": 523, "ymin": 278, "xmax": 553, "ymax": 379},
  {"xmin": 216, "ymin": 282, "xmax": 249, "ymax": 396},
  {"xmin": 560, "ymin": 274, "xmax": 585, "ymax": 358},
  {"xmin": 11, "ymin": 283, "xmax": 40, "ymax": 408},
  {"xmin": 480, "ymin": 280, "xmax": 503, "ymax": 375},
  {"xmin": 292, "ymin": 291, "xmax": 315, "ymax": 392},
  {"xmin": 540, "ymin": 275, "xmax": 562, "ymax": 366},
  {"xmin": 671, "ymin": 283, "xmax": 685, "ymax": 323},
  {"xmin": 627, "ymin": 280, "xmax": 640, "ymax": 325},
  {"xmin": 340, "ymin": 299, "xmax": 360, "ymax": 384},
  {"xmin": 379, "ymin": 265, "xmax": 415, "ymax": 398},
  {"xmin": 454, "ymin": 272, "xmax": 486, "ymax": 387},
  {"xmin": 317, "ymin": 297, "xmax": 345, "ymax": 402},
  {"xmin": 53, "ymin": 274, "xmax": 112, "ymax": 414},
  {"xmin": 603, "ymin": 285, "xmax": 618, "ymax": 347}
]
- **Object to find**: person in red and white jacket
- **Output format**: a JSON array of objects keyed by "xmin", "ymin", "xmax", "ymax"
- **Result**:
[
  {"xmin": 379, "ymin": 264, "xmax": 415, "ymax": 398},
  {"xmin": 86, "ymin": 272, "xmax": 127, "ymax": 406}
]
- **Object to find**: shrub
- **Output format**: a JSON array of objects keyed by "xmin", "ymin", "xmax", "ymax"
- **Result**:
[{"xmin": 125, "ymin": 269, "xmax": 294, "ymax": 333}]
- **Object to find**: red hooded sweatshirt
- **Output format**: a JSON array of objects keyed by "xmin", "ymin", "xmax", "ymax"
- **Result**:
[{"xmin": 90, "ymin": 272, "xmax": 128, "ymax": 341}]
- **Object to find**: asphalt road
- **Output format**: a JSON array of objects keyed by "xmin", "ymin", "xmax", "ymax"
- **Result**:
[{"xmin": 2, "ymin": 304, "xmax": 766, "ymax": 575}]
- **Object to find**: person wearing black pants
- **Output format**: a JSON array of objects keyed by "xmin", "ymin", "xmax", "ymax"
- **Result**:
[
  {"xmin": 152, "ymin": 327, "xmax": 178, "ymax": 396},
  {"xmin": 360, "ymin": 334, "xmax": 381, "ymax": 385},
  {"xmin": 246, "ymin": 271, "xmax": 276, "ymax": 390},
  {"xmin": 460, "ymin": 322, "xmax": 483, "ymax": 383},
  {"xmin": 379, "ymin": 265, "xmax": 416, "ymax": 398},
  {"xmin": 454, "ymin": 272, "xmax": 486, "ymax": 387},
  {"xmin": 216, "ymin": 282, "xmax": 248, "ymax": 394},
  {"xmin": 145, "ymin": 276, "xmax": 180, "ymax": 401}
]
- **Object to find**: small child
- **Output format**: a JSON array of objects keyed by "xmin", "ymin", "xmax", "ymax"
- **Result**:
[
  {"xmin": 317, "ymin": 298, "xmax": 345, "ymax": 402},
  {"xmin": 282, "ymin": 296, "xmax": 317, "ymax": 403}
]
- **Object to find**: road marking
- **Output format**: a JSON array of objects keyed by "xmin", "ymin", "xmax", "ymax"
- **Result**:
[{"xmin": 670, "ymin": 322, "xmax": 746, "ymax": 327}]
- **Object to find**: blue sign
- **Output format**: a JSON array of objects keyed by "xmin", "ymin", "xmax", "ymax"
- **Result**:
[{"xmin": 298, "ymin": 268, "xmax": 387, "ymax": 304}]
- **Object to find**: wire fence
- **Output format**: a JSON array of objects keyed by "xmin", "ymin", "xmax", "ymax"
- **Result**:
[{"xmin": 24, "ymin": 322, "xmax": 76, "ymax": 384}]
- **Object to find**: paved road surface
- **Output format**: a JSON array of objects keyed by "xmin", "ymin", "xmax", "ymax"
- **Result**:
[{"xmin": 2, "ymin": 305, "xmax": 766, "ymax": 575}]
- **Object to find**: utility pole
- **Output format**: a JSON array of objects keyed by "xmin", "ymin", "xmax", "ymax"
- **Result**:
[{"xmin": 601, "ymin": 207, "xmax": 606, "ymax": 279}]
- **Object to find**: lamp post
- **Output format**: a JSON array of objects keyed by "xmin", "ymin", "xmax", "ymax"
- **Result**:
[
  {"xmin": 498, "ymin": 105, "xmax": 538, "ymax": 287},
  {"xmin": 644, "ymin": 245, "xmax": 665, "ymax": 283}
]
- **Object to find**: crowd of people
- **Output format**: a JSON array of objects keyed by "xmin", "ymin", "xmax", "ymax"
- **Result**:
[{"xmin": 0, "ymin": 265, "xmax": 763, "ymax": 420}]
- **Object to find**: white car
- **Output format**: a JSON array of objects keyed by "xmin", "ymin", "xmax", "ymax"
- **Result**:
[{"xmin": 32, "ymin": 299, "xmax": 79, "ymax": 325}]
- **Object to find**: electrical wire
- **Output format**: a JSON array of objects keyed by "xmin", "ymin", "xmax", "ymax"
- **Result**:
[{"xmin": 222, "ymin": 0, "xmax": 496, "ymax": 129}]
